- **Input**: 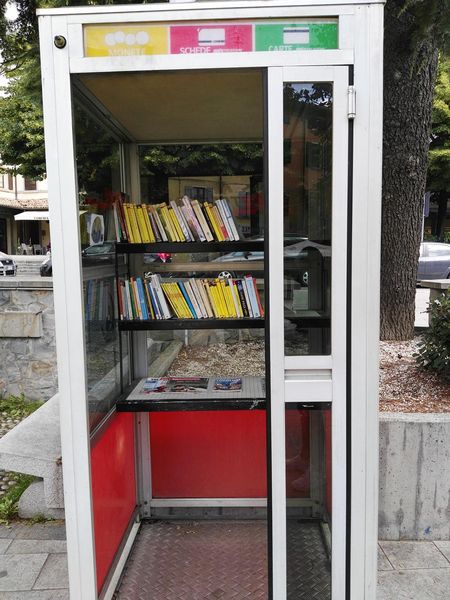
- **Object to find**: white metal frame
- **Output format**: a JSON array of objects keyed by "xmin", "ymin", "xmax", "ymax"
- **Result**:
[
  {"xmin": 267, "ymin": 64, "xmax": 348, "ymax": 600},
  {"xmin": 38, "ymin": 2, "xmax": 384, "ymax": 599}
]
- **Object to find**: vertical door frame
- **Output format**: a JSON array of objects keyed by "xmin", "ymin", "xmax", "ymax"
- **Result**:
[
  {"xmin": 267, "ymin": 64, "xmax": 350, "ymax": 600},
  {"xmin": 39, "ymin": 14, "xmax": 98, "ymax": 599}
]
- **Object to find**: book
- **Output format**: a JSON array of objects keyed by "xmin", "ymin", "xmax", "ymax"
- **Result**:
[
  {"xmin": 213, "ymin": 378, "xmax": 242, "ymax": 391},
  {"xmin": 142, "ymin": 377, "xmax": 209, "ymax": 393}
]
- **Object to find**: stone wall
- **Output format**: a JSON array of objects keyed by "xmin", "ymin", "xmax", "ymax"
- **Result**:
[{"xmin": 0, "ymin": 279, "xmax": 57, "ymax": 401}]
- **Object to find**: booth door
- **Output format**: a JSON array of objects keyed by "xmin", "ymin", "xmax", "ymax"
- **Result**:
[{"xmin": 267, "ymin": 66, "xmax": 349, "ymax": 600}]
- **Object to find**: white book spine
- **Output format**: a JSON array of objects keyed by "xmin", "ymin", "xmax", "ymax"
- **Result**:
[
  {"xmin": 189, "ymin": 279, "xmax": 207, "ymax": 318},
  {"xmin": 182, "ymin": 196, "xmax": 206, "ymax": 242},
  {"xmin": 151, "ymin": 275, "xmax": 171, "ymax": 319},
  {"xmin": 197, "ymin": 279, "xmax": 214, "ymax": 318},
  {"xmin": 124, "ymin": 280, "xmax": 133, "ymax": 320},
  {"xmin": 185, "ymin": 280, "xmax": 202, "ymax": 319},
  {"xmin": 216, "ymin": 200, "xmax": 234, "ymax": 241},
  {"xmin": 192, "ymin": 200, "xmax": 214, "ymax": 242},
  {"xmin": 150, "ymin": 206, "xmax": 168, "ymax": 242},
  {"xmin": 241, "ymin": 278, "xmax": 254, "ymax": 318},
  {"xmin": 220, "ymin": 198, "xmax": 240, "ymax": 241},
  {"xmin": 244, "ymin": 276, "xmax": 260, "ymax": 317}
]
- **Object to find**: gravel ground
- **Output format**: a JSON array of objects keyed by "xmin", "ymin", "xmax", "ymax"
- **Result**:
[
  {"xmin": 380, "ymin": 337, "xmax": 450, "ymax": 413},
  {"xmin": 167, "ymin": 335, "xmax": 450, "ymax": 413},
  {"xmin": 0, "ymin": 412, "xmax": 26, "ymax": 498}
]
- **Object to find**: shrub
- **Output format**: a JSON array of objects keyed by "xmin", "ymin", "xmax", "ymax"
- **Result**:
[{"xmin": 415, "ymin": 291, "xmax": 450, "ymax": 380}]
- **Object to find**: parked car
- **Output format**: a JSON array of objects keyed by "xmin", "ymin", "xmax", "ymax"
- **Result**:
[
  {"xmin": 0, "ymin": 252, "xmax": 17, "ymax": 276},
  {"xmin": 81, "ymin": 241, "xmax": 116, "ymax": 264},
  {"xmin": 417, "ymin": 242, "xmax": 450, "ymax": 281}
]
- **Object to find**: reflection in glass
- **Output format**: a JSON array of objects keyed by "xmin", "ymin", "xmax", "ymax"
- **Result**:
[
  {"xmin": 286, "ymin": 404, "xmax": 331, "ymax": 599},
  {"xmin": 283, "ymin": 83, "xmax": 332, "ymax": 355},
  {"xmin": 73, "ymin": 101, "xmax": 129, "ymax": 431}
]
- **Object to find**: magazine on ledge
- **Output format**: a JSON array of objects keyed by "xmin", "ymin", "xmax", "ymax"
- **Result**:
[
  {"xmin": 142, "ymin": 377, "xmax": 208, "ymax": 393},
  {"xmin": 212, "ymin": 378, "xmax": 242, "ymax": 391}
]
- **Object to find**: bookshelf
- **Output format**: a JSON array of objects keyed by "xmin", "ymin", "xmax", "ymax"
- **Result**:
[{"xmin": 115, "ymin": 197, "xmax": 267, "ymax": 412}]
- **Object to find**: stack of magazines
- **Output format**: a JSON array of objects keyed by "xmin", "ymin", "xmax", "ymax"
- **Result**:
[
  {"xmin": 118, "ymin": 274, "xmax": 264, "ymax": 320},
  {"xmin": 113, "ymin": 195, "xmax": 240, "ymax": 243}
]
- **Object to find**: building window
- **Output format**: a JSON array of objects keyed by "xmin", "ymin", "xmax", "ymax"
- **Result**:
[
  {"xmin": 24, "ymin": 178, "xmax": 37, "ymax": 191},
  {"xmin": 7, "ymin": 174, "xmax": 13, "ymax": 190},
  {"xmin": 0, "ymin": 175, "xmax": 4, "ymax": 189}
]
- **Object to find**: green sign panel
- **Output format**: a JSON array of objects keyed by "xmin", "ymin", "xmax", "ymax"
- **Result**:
[{"xmin": 255, "ymin": 23, "xmax": 338, "ymax": 51}]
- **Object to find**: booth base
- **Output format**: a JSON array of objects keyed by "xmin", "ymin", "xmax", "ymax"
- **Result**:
[{"xmin": 115, "ymin": 519, "xmax": 331, "ymax": 599}]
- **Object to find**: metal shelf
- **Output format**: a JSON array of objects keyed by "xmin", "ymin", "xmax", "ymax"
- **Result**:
[
  {"xmin": 118, "ymin": 318, "xmax": 265, "ymax": 331},
  {"xmin": 116, "ymin": 241, "xmax": 264, "ymax": 254}
]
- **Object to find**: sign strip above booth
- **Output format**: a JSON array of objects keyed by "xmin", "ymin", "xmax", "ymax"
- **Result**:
[{"xmin": 84, "ymin": 21, "xmax": 338, "ymax": 57}]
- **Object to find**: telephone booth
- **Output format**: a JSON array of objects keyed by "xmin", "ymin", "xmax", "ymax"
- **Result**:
[{"xmin": 38, "ymin": 1, "xmax": 383, "ymax": 598}]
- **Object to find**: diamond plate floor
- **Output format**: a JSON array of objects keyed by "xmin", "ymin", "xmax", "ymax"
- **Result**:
[
  {"xmin": 115, "ymin": 519, "xmax": 330, "ymax": 600},
  {"xmin": 287, "ymin": 520, "xmax": 331, "ymax": 600},
  {"xmin": 115, "ymin": 520, "xmax": 268, "ymax": 600}
]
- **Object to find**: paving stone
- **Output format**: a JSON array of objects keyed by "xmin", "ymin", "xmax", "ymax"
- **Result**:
[
  {"xmin": 0, "ymin": 553, "xmax": 48, "ymax": 591},
  {"xmin": 12, "ymin": 523, "xmax": 66, "ymax": 541},
  {"xmin": 378, "ymin": 569, "xmax": 450, "ymax": 600},
  {"xmin": 0, "ymin": 591, "xmax": 69, "ymax": 600},
  {"xmin": 379, "ymin": 541, "xmax": 450, "ymax": 570},
  {"xmin": 378, "ymin": 546, "xmax": 393, "ymax": 571},
  {"xmin": 6, "ymin": 539, "xmax": 66, "ymax": 555},
  {"xmin": 33, "ymin": 554, "xmax": 68, "ymax": 590},
  {"xmin": 434, "ymin": 542, "xmax": 450, "ymax": 564}
]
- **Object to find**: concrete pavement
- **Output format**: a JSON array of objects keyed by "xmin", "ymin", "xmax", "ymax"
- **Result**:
[{"xmin": 0, "ymin": 521, "xmax": 449, "ymax": 599}]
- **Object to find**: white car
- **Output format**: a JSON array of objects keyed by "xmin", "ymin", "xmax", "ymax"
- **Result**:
[{"xmin": 0, "ymin": 252, "xmax": 17, "ymax": 276}]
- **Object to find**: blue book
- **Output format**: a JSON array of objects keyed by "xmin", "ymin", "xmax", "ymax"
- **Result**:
[
  {"xmin": 147, "ymin": 281, "xmax": 161, "ymax": 319},
  {"xmin": 178, "ymin": 281, "xmax": 198, "ymax": 319},
  {"xmin": 136, "ymin": 278, "xmax": 148, "ymax": 320}
]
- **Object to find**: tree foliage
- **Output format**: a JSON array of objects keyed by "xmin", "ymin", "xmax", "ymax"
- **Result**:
[{"xmin": 428, "ymin": 56, "xmax": 450, "ymax": 194}]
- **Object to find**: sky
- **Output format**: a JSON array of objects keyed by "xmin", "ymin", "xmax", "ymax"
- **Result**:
[{"xmin": 0, "ymin": 2, "xmax": 19, "ymax": 91}]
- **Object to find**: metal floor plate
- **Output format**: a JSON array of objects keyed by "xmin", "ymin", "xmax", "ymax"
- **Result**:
[
  {"xmin": 115, "ymin": 519, "xmax": 330, "ymax": 600},
  {"xmin": 287, "ymin": 520, "xmax": 331, "ymax": 600}
]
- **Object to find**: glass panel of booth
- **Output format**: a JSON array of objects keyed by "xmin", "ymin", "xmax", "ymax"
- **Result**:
[
  {"xmin": 283, "ymin": 81, "xmax": 332, "ymax": 357},
  {"xmin": 73, "ymin": 101, "xmax": 129, "ymax": 430},
  {"xmin": 286, "ymin": 403, "xmax": 331, "ymax": 598}
]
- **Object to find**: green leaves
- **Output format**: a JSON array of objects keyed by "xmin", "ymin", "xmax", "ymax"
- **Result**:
[{"xmin": 415, "ymin": 291, "xmax": 450, "ymax": 380}]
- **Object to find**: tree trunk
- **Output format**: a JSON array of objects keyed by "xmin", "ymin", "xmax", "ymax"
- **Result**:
[{"xmin": 380, "ymin": 0, "xmax": 439, "ymax": 340}]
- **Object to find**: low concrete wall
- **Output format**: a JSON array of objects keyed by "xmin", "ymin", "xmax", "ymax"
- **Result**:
[
  {"xmin": 0, "ymin": 278, "xmax": 57, "ymax": 401},
  {"xmin": 379, "ymin": 412, "xmax": 450, "ymax": 541}
]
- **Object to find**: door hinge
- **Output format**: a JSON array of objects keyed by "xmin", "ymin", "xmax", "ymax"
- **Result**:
[{"xmin": 348, "ymin": 85, "xmax": 356, "ymax": 119}]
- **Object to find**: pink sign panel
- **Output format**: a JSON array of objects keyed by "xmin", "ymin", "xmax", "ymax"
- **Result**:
[{"xmin": 170, "ymin": 24, "xmax": 253, "ymax": 54}]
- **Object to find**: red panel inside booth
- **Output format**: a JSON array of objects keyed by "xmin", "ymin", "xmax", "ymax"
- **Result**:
[
  {"xmin": 91, "ymin": 412, "xmax": 136, "ymax": 592},
  {"xmin": 150, "ymin": 410, "xmax": 267, "ymax": 498}
]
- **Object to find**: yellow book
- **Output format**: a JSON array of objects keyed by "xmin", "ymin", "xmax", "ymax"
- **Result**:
[
  {"xmin": 123, "ymin": 204, "xmax": 135, "ymax": 243},
  {"xmin": 223, "ymin": 281, "xmax": 237, "ymax": 317},
  {"xmin": 204, "ymin": 202, "xmax": 223, "ymax": 241},
  {"xmin": 128, "ymin": 205, "xmax": 142, "ymax": 244},
  {"xmin": 230, "ymin": 280, "xmax": 243, "ymax": 317},
  {"xmin": 204, "ymin": 282, "xmax": 219, "ymax": 318},
  {"xmin": 168, "ymin": 207, "xmax": 185, "ymax": 242},
  {"xmin": 212, "ymin": 205, "xmax": 228, "ymax": 241},
  {"xmin": 141, "ymin": 204, "xmax": 156, "ymax": 243},
  {"xmin": 219, "ymin": 279, "xmax": 234, "ymax": 317},
  {"xmin": 209, "ymin": 283, "xmax": 222, "ymax": 318},
  {"xmin": 171, "ymin": 283, "xmax": 188, "ymax": 318},
  {"xmin": 214, "ymin": 279, "xmax": 228, "ymax": 317},
  {"xmin": 161, "ymin": 283, "xmax": 180, "ymax": 318},
  {"xmin": 143, "ymin": 279, "xmax": 155, "ymax": 320},
  {"xmin": 136, "ymin": 206, "xmax": 150, "ymax": 243},
  {"xmin": 159, "ymin": 204, "xmax": 177, "ymax": 242},
  {"xmin": 174, "ymin": 282, "xmax": 193, "ymax": 318}
]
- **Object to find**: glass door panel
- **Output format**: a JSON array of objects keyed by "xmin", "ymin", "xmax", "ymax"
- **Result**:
[{"xmin": 283, "ymin": 83, "xmax": 332, "ymax": 356}]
